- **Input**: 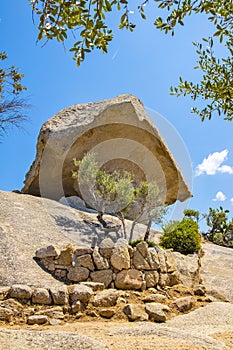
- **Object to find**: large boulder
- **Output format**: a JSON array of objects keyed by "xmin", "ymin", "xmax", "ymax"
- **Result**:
[{"xmin": 21, "ymin": 95, "xmax": 191, "ymax": 209}]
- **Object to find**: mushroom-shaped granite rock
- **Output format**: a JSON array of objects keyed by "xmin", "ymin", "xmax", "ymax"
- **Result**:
[{"xmin": 22, "ymin": 94, "xmax": 191, "ymax": 209}]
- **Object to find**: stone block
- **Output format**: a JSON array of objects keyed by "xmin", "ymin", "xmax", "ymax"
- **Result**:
[
  {"xmin": 9, "ymin": 284, "xmax": 32, "ymax": 300},
  {"xmin": 99, "ymin": 238, "xmax": 114, "ymax": 258},
  {"xmin": 110, "ymin": 239, "xmax": 130, "ymax": 271},
  {"xmin": 69, "ymin": 284, "xmax": 93, "ymax": 303},
  {"xmin": 123, "ymin": 304, "xmax": 148, "ymax": 321},
  {"xmin": 67, "ymin": 266, "xmax": 89, "ymax": 282},
  {"xmin": 93, "ymin": 247, "xmax": 109, "ymax": 270},
  {"xmin": 90, "ymin": 270, "xmax": 113, "ymax": 288},
  {"xmin": 93, "ymin": 289, "xmax": 119, "ymax": 307},
  {"xmin": 27, "ymin": 315, "xmax": 48, "ymax": 325},
  {"xmin": 50, "ymin": 285, "xmax": 69, "ymax": 305},
  {"xmin": 32, "ymin": 288, "xmax": 52, "ymax": 305},
  {"xmin": 115, "ymin": 269, "xmax": 143, "ymax": 290},
  {"xmin": 36, "ymin": 245, "xmax": 60, "ymax": 259}
]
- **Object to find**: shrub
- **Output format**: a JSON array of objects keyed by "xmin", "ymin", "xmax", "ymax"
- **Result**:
[
  {"xmin": 129, "ymin": 239, "xmax": 156, "ymax": 248},
  {"xmin": 160, "ymin": 218, "xmax": 201, "ymax": 255}
]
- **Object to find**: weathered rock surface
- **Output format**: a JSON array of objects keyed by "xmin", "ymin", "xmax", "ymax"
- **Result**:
[
  {"xmin": 0, "ymin": 307, "xmax": 13, "ymax": 321},
  {"xmin": 67, "ymin": 266, "xmax": 90, "ymax": 282},
  {"xmin": 0, "ymin": 329, "xmax": 108, "ymax": 350},
  {"xmin": 90, "ymin": 270, "xmax": 113, "ymax": 288},
  {"xmin": 92, "ymin": 289, "xmax": 119, "ymax": 307},
  {"xmin": 27, "ymin": 315, "xmax": 48, "ymax": 325},
  {"xmin": 145, "ymin": 303, "xmax": 169, "ymax": 322},
  {"xmin": 50, "ymin": 285, "xmax": 69, "ymax": 305},
  {"xmin": 9, "ymin": 285, "xmax": 32, "ymax": 300},
  {"xmin": 99, "ymin": 238, "xmax": 114, "ymax": 258},
  {"xmin": 115, "ymin": 269, "xmax": 143, "ymax": 290},
  {"xmin": 92, "ymin": 248, "xmax": 109, "ymax": 270},
  {"xmin": 0, "ymin": 190, "xmax": 164, "ymax": 287},
  {"xmin": 123, "ymin": 304, "xmax": 149, "ymax": 321},
  {"xmin": 110, "ymin": 239, "xmax": 130, "ymax": 271},
  {"xmin": 201, "ymin": 243, "xmax": 233, "ymax": 302},
  {"xmin": 170, "ymin": 296, "xmax": 195, "ymax": 312},
  {"xmin": 21, "ymin": 95, "xmax": 191, "ymax": 208},
  {"xmin": 32, "ymin": 287, "xmax": 52, "ymax": 305},
  {"xmin": 69, "ymin": 284, "xmax": 93, "ymax": 303}
]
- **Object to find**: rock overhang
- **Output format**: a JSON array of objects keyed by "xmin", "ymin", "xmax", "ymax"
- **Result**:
[{"xmin": 22, "ymin": 94, "xmax": 192, "ymax": 206}]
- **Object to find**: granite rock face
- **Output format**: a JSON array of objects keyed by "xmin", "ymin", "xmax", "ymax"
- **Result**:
[{"xmin": 21, "ymin": 94, "xmax": 191, "ymax": 209}]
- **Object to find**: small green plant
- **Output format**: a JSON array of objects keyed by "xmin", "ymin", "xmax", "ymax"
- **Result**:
[
  {"xmin": 160, "ymin": 218, "xmax": 201, "ymax": 255},
  {"xmin": 72, "ymin": 152, "xmax": 167, "ymax": 241},
  {"xmin": 129, "ymin": 239, "xmax": 156, "ymax": 248},
  {"xmin": 203, "ymin": 206, "xmax": 233, "ymax": 248}
]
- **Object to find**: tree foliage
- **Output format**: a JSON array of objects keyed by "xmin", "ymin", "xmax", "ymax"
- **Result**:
[
  {"xmin": 0, "ymin": 52, "xmax": 27, "ymax": 139},
  {"xmin": 204, "ymin": 206, "xmax": 233, "ymax": 247},
  {"xmin": 31, "ymin": 0, "xmax": 233, "ymax": 121},
  {"xmin": 160, "ymin": 218, "xmax": 201, "ymax": 255},
  {"xmin": 184, "ymin": 208, "xmax": 200, "ymax": 222},
  {"xmin": 72, "ymin": 152, "xmax": 166, "ymax": 240}
]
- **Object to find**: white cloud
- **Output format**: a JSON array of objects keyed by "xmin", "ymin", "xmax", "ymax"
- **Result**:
[
  {"xmin": 195, "ymin": 149, "xmax": 233, "ymax": 176},
  {"xmin": 230, "ymin": 198, "xmax": 233, "ymax": 205},
  {"xmin": 212, "ymin": 191, "xmax": 227, "ymax": 202}
]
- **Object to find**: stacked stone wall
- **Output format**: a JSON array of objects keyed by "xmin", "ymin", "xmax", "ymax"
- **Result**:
[{"xmin": 35, "ymin": 238, "xmax": 181, "ymax": 290}]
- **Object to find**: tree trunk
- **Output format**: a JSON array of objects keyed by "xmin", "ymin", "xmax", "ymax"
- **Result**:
[{"xmin": 144, "ymin": 219, "xmax": 152, "ymax": 241}]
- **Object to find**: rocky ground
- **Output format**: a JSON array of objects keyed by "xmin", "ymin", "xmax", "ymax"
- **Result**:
[{"xmin": 1, "ymin": 190, "xmax": 233, "ymax": 349}]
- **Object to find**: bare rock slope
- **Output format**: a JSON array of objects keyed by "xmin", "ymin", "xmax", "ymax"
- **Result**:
[{"xmin": 0, "ymin": 190, "xmax": 146, "ymax": 286}]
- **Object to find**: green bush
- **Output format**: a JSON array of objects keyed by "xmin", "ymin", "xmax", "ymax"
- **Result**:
[
  {"xmin": 160, "ymin": 218, "xmax": 201, "ymax": 255},
  {"xmin": 129, "ymin": 239, "xmax": 156, "ymax": 248}
]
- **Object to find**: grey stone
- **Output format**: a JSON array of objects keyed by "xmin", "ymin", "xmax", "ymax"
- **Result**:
[
  {"xmin": 59, "ymin": 243, "xmax": 75, "ymax": 265},
  {"xmin": 0, "ymin": 287, "xmax": 10, "ymax": 301},
  {"xmin": 9, "ymin": 284, "xmax": 32, "ymax": 300},
  {"xmin": 90, "ymin": 270, "xmax": 113, "ymax": 288},
  {"xmin": 165, "ymin": 251, "xmax": 177, "ymax": 273},
  {"xmin": 136, "ymin": 241, "xmax": 148, "ymax": 258},
  {"xmin": 173, "ymin": 251, "xmax": 200, "ymax": 287},
  {"xmin": 27, "ymin": 315, "xmax": 48, "ymax": 325},
  {"xmin": 50, "ymin": 285, "xmax": 69, "ymax": 305},
  {"xmin": 75, "ymin": 254, "xmax": 94, "ymax": 271},
  {"xmin": 93, "ymin": 247, "xmax": 109, "ymax": 270},
  {"xmin": 0, "ymin": 307, "xmax": 13, "ymax": 321},
  {"xmin": 93, "ymin": 289, "xmax": 119, "ymax": 307},
  {"xmin": 110, "ymin": 239, "xmax": 130, "ymax": 271},
  {"xmin": 194, "ymin": 284, "xmax": 206, "ymax": 296},
  {"xmin": 170, "ymin": 296, "xmax": 195, "ymax": 312},
  {"xmin": 145, "ymin": 303, "xmax": 169, "ymax": 322},
  {"xmin": 49, "ymin": 319, "xmax": 62, "ymax": 326},
  {"xmin": 37, "ymin": 307, "xmax": 65, "ymax": 319},
  {"xmin": 59, "ymin": 196, "xmax": 86, "ymax": 210},
  {"xmin": 67, "ymin": 266, "xmax": 89, "ymax": 282},
  {"xmin": 22, "ymin": 95, "xmax": 191, "ymax": 208},
  {"xmin": 115, "ymin": 269, "xmax": 143, "ymax": 290},
  {"xmin": 69, "ymin": 284, "xmax": 93, "ymax": 303},
  {"xmin": 157, "ymin": 251, "xmax": 167, "ymax": 273},
  {"xmin": 36, "ymin": 245, "xmax": 60, "ymax": 258},
  {"xmin": 142, "ymin": 293, "xmax": 166, "ymax": 304},
  {"xmin": 74, "ymin": 246, "xmax": 93, "ymax": 257},
  {"xmin": 99, "ymin": 238, "xmax": 114, "ymax": 258},
  {"xmin": 71, "ymin": 300, "xmax": 81, "ymax": 313},
  {"xmin": 169, "ymin": 271, "xmax": 181, "ymax": 286},
  {"xmin": 32, "ymin": 288, "xmax": 52, "ymax": 305},
  {"xmin": 158, "ymin": 273, "xmax": 169, "ymax": 288},
  {"xmin": 99, "ymin": 308, "xmax": 115, "ymax": 318},
  {"xmin": 144, "ymin": 271, "xmax": 159, "ymax": 288},
  {"xmin": 80, "ymin": 281, "xmax": 105, "ymax": 291},
  {"xmin": 123, "ymin": 304, "xmax": 149, "ymax": 321},
  {"xmin": 147, "ymin": 248, "xmax": 160, "ymax": 270},
  {"xmin": 132, "ymin": 250, "xmax": 150, "ymax": 270}
]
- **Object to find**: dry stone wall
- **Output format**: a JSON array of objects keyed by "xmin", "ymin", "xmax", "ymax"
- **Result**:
[{"xmin": 35, "ymin": 238, "xmax": 181, "ymax": 290}]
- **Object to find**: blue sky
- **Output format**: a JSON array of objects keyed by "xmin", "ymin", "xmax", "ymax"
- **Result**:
[{"xmin": 1, "ymin": 1, "xmax": 233, "ymax": 231}]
